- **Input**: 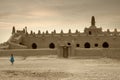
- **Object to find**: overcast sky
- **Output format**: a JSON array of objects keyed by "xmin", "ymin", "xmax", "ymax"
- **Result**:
[{"xmin": 0, "ymin": 0, "xmax": 120, "ymax": 43}]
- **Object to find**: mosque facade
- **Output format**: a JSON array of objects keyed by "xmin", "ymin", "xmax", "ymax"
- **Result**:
[{"xmin": 0, "ymin": 16, "xmax": 120, "ymax": 58}]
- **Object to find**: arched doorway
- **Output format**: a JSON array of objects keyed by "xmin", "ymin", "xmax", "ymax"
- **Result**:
[
  {"xmin": 49, "ymin": 43, "xmax": 55, "ymax": 49},
  {"xmin": 102, "ymin": 42, "xmax": 109, "ymax": 48},
  {"xmin": 84, "ymin": 42, "xmax": 90, "ymax": 48},
  {"xmin": 32, "ymin": 43, "xmax": 37, "ymax": 49}
]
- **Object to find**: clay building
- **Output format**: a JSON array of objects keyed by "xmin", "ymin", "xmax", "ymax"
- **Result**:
[{"xmin": 0, "ymin": 16, "xmax": 120, "ymax": 58}]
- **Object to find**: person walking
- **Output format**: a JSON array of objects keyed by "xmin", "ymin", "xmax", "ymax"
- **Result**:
[{"xmin": 10, "ymin": 54, "xmax": 14, "ymax": 65}]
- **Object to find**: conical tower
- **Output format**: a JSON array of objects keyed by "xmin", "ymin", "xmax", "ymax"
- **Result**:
[
  {"xmin": 90, "ymin": 16, "xmax": 96, "ymax": 28},
  {"xmin": 12, "ymin": 26, "xmax": 16, "ymax": 34},
  {"xmin": 91, "ymin": 16, "xmax": 95, "ymax": 26}
]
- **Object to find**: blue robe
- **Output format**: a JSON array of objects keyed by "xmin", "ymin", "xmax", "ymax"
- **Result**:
[{"xmin": 10, "ymin": 56, "xmax": 14, "ymax": 63}]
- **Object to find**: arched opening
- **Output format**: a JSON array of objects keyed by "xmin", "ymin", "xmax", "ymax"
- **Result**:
[
  {"xmin": 67, "ymin": 43, "xmax": 71, "ymax": 45},
  {"xmin": 89, "ymin": 31, "xmax": 92, "ymax": 35},
  {"xmin": 76, "ymin": 44, "xmax": 80, "ymax": 47},
  {"xmin": 49, "ymin": 43, "xmax": 55, "ymax": 49},
  {"xmin": 94, "ymin": 43, "xmax": 98, "ymax": 47},
  {"xmin": 102, "ymin": 42, "xmax": 109, "ymax": 48},
  {"xmin": 32, "ymin": 43, "xmax": 37, "ymax": 49},
  {"xmin": 84, "ymin": 42, "xmax": 90, "ymax": 48},
  {"xmin": 19, "ymin": 42, "xmax": 24, "ymax": 45}
]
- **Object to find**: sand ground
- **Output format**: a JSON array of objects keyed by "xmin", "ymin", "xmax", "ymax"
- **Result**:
[{"xmin": 0, "ymin": 56, "xmax": 120, "ymax": 80}]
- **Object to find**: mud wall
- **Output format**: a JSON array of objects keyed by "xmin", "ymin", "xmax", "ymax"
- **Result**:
[
  {"xmin": 0, "ymin": 48, "xmax": 120, "ymax": 59},
  {"xmin": 75, "ymin": 48, "xmax": 120, "ymax": 59},
  {"xmin": 0, "ymin": 48, "xmax": 57, "ymax": 57}
]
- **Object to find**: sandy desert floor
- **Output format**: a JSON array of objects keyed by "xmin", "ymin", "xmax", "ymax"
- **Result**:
[{"xmin": 0, "ymin": 56, "xmax": 120, "ymax": 80}]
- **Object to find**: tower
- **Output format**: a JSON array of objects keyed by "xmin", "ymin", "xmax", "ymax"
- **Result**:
[
  {"xmin": 91, "ymin": 16, "xmax": 95, "ymax": 26},
  {"xmin": 12, "ymin": 26, "xmax": 16, "ymax": 34},
  {"xmin": 90, "ymin": 16, "xmax": 96, "ymax": 29},
  {"xmin": 25, "ymin": 26, "xmax": 27, "ymax": 33}
]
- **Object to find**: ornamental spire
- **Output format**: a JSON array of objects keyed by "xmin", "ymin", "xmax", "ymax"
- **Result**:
[
  {"xmin": 12, "ymin": 26, "xmax": 15, "ymax": 34},
  {"xmin": 91, "ymin": 16, "xmax": 95, "ymax": 26}
]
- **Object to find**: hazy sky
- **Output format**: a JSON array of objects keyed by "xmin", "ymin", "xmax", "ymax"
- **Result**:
[{"xmin": 0, "ymin": 0, "xmax": 120, "ymax": 43}]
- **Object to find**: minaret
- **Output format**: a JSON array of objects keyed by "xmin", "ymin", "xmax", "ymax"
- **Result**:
[
  {"xmin": 12, "ymin": 26, "xmax": 16, "ymax": 34},
  {"xmin": 90, "ymin": 16, "xmax": 96, "ymax": 29},
  {"xmin": 91, "ymin": 16, "xmax": 95, "ymax": 26},
  {"xmin": 25, "ymin": 26, "xmax": 27, "ymax": 33}
]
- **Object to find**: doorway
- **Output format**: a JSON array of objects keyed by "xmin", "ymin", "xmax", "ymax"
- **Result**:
[
  {"xmin": 63, "ymin": 46, "xmax": 69, "ymax": 58},
  {"xmin": 32, "ymin": 43, "xmax": 37, "ymax": 49},
  {"xmin": 84, "ymin": 42, "xmax": 90, "ymax": 48}
]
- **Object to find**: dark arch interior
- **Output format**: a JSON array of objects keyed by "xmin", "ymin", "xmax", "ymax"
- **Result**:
[
  {"xmin": 19, "ymin": 42, "xmax": 24, "ymax": 45},
  {"xmin": 76, "ymin": 44, "xmax": 80, "ymax": 47},
  {"xmin": 89, "ymin": 31, "xmax": 92, "ymax": 35},
  {"xmin": 84, "ymin": 42, "xmax": 90, "ymax": 48},
  {"xmin": 102, "ymin": 42, "xmax": 109, "ymax": 48},
  {"xmin": 67, "ymin": 43, "xmax": 71, "ymax": 45},
  {"xmin": 32, "ymin": 43, "xmax": 37, "ymax": 49},
  {"xmin": 49, "ymin": 43, "xmax": 55, "ymax": 49},
  {"xmin": 95, "ymin": 43, "xmax": 98, "ymax": 47}
]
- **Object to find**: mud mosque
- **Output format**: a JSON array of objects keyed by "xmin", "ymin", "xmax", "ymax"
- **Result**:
[{"xmin": 0, "ymin": 16, "xmax": 120, "ymax": 58}]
